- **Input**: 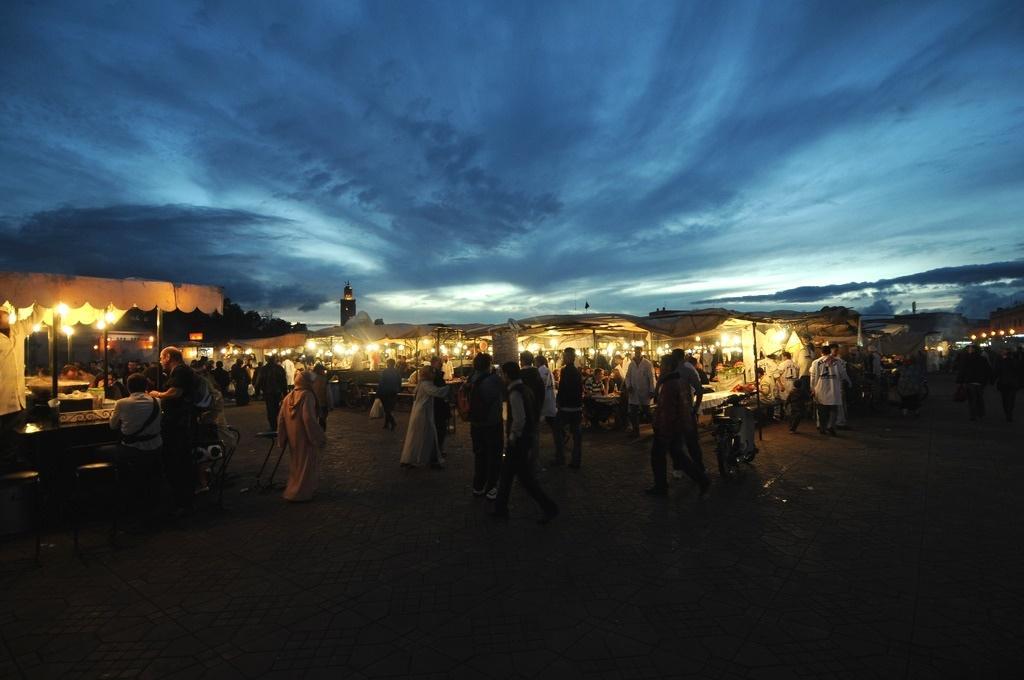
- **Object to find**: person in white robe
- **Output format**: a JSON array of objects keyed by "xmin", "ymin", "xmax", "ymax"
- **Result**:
[
  {"xmin": 624, "ymin": 346, "xmax": 656, "ymax": 436},
  {"xmin": 796, "ymin": 336, "xmax": 815, "ymax": 378},
  {"xmin": 831, "ymin": 346, "xmax": 853, "ymax": 427},
  {"xmin": 809, "ymin": 345, "xmax": 842, "ymax": 435},
  {"xmin": 400, "ymin": 366, "xmax": 450, "ymax": 467}
]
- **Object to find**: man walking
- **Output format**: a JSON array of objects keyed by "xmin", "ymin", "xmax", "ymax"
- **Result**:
[
  {"xmin": 212, "ymin": 360, "xmax": 231, "ymax": 398},
  {"xmin": 553, "ymin": 347, "xmax": 585, "ymax": 468},
  {"xmin": 646, "ymin": 355, "xmax": 709, "ymax": 496},
  {"xmin": 468, "ymin": 353, "xmax": 504, "ymax": 498},
  {"xmin": 519, "ymin": 351, "xmax": 545, "ymax": 470},
  {"xmin": 260, "ymin": 355, "xmax": 288, "ymax": 430},
  {"xmin": 281, "ymin": 355, "xmax": 296, "ymax": 391},
  {"xmin": 379, "ymin": 358, "xmax": 402, "ymax": 431},
  {"xmin": 491, "ymin": 362, "xmax": 559, "ymax": 523},
  {"xmin": 669, "ymin": 349, "xmax": 706, "ymax": 479},
  {"xmin": 957, "ymin": 345, "xmax": 992, "ymax": 421}
]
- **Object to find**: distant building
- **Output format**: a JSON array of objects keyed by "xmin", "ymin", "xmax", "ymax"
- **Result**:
[
  {"xmin": 340, "ymin": 281, "xmax": 357, "ymax": 325},
  {"xmin": 990, "ymin": 302, "xmax": 1024, "ymax": 333}
]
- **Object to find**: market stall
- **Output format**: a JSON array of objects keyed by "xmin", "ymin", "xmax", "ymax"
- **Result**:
[
  {"xmin": 2, "ymin": 271, "xmax": 223, "ymax": 425},
  {"xmin": 310, "ymin": 316, "xmax": 488, "ymax": 372},
  {"xmin": 221, "ymin": 332, "xmax": 309, "ymax": 364}
]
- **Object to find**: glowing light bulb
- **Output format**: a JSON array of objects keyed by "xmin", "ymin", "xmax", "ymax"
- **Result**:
[
  {"xmin": 56, "ymin": 302, "xmax": 69, "ymax": 316},
  {"xmin": 62, "ymin": 325, "xmax": 74, "ymax": 336}
]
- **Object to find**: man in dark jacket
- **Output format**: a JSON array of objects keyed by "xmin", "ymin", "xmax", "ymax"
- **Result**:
[
  {"xmin": 147, "ymin": 346, "xmax": 197, "ymax": 513},
  {"xmin": 378, "ymin": 358, "xmax": 402, "ymax": 431},
  {"xmin": 957, "ymin": 345, "xmax": 992, "ymax": 421},
  {"xmin": 555, "ymin": 347, "xmax": 584, "ymax": 468},
  {"xmin": 229, "ymin": 358, "xmax": 250, "ymax": 406},
  {"xmin": 212, "ymin": 360, "xmax": 231, "ymax": 398},
  {"xmin": 519, "ymin": 351, "xmax": 545, "ymax": 470},
  {"xmin": 993, "ymin": 348, "xmax": 1021, "ymax": 422},
  {"xmin": 468, "ymin": 352, "xmax": 504, "ymax": 498},
  {"xmin": 260, "ymin": 355, "xmax": 288, "ymax": 430},
  {"xmin": 492, "ymin": 362, "xmax": 558, "ymax": 523}
]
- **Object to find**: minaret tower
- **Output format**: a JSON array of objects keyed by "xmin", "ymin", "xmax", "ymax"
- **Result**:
[{"xmin": 341, "ymin": 281, "xmax": 357, "ymax": 325}]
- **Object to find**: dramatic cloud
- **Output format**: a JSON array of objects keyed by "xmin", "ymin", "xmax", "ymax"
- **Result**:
[
  {"xmin": 695, "ymin": 261, "xmax": 1024, "ymax": 304},
  {"xmin": 1, "ymin": 1, "xmax": 1022, "ymax": 323}
]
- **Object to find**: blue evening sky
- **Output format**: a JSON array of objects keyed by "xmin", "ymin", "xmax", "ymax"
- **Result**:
[{"xmin": 1, "ymin": 0, "xmax": 1022, "ymax": 323}]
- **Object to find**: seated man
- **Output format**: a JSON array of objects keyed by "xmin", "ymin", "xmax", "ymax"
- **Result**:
[
  {"xmin": 585, "ymin": 368, "xmax": 607, "ymax": 396},
  {"xmin": 101, "ymin": 373, "xmax": 163, "ymax": 521}
]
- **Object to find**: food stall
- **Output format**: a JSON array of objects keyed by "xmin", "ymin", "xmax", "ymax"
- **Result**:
[
  {"xmin": 221, "ymin": 332, "xmax": 308, "ymax": 364},
  {"xmin": 641, "ymin": 308, "xmax": 862, "ymax": 438},
  {"xmin": 1, "ymin": 272, "xmax": 222, "ymax": 463},
  {"xmin": 310, "ymin": 316, "xmax": 488, "ymax": 373}
]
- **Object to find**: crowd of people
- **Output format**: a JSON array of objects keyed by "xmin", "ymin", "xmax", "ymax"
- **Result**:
[
  {"xmin": 9, "ymin": 333, "xmax": 1020, "ymax": 532},
  {"xmin": 952, "ymin": 344, "xmax": 1023, "ymax": 422},
  {"xmin": 57, "ymin": 348, "xmax": 336, "ymax": 527}
]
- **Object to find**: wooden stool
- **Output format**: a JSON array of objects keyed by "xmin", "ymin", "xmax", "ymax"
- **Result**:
[{"xmin": 72, "ymin": 462, "xmax": 120, "ymax": 555}]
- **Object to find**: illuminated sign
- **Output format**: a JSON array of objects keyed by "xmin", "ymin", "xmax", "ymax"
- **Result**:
[{"xmin": 188, "ymin": 332, "xmax": 204, "ymax": 341}]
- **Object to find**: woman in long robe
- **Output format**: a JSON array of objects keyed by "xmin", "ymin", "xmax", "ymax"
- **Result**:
[
  {"xmin": 277, "ymin": 370, "xmax": 325, "ymax": 501},
  {"xmin": 400, "ymin": 366, "xmax": 450, "ymax": 467}
]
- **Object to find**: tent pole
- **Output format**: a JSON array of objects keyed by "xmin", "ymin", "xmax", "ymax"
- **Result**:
[
  {"xmin": 155, "ymin": 308, "xmax": 163, "ymax": 390},
  {"xmin": 102, "ymin": 320, "xmax": 109, "ymax": 396},
  {"xmin": 50, "ymin": 316, "xmax": 58, "ymax": 423},
  {"xmin": 101, "ymin": 307, "xmax": 110, "ymax": 395},
  {"xmin": 753, "ymin": 322, "xmax": 763, "ymax": 442},
  {"xmin": 592, "ymin": 329, "xmax": 597, "ymax": 368}
]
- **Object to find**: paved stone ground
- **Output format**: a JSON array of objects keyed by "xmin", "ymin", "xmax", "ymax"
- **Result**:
[{"xmin": 2, "ymin": 374, "xmax": 1022, "ymax": 679}]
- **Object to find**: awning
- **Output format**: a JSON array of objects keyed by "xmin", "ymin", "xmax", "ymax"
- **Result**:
[
  {"xmin": 226, "ymin": 332, "xmax": 308, "ymax": 350},
  {"xmin": 0, "ymin": 271, "xmax": 223, "ymax": 325}
]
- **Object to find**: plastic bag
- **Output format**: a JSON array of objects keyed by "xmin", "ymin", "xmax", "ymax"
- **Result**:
[{"xmin": 369, "ymin": 398, "xmax": 383, "ymax": 419}]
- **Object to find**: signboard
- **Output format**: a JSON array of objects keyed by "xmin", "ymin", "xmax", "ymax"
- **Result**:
[{"xmin": 188, "ymin": 332, "xmax": 204, "ymax": 341}]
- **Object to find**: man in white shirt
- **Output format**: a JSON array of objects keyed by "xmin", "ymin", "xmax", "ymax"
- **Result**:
[
  {"xmin": 0, "ymin": 308, "xmax": 29, "ymax": 464},
  {"xmin": 773, "ymin": 351, "xmax": 800, "ymax": 400},
  {"xmin": 809, "ymin": 345, "xmax": 842, "ymax": 435},
  {"xmin": 281, "ymin": 356, "xmax": 296, "ymax": 390},
  {"xmin": 624, "ymin": 346, "xmax": 656, "ymax": 437}
]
